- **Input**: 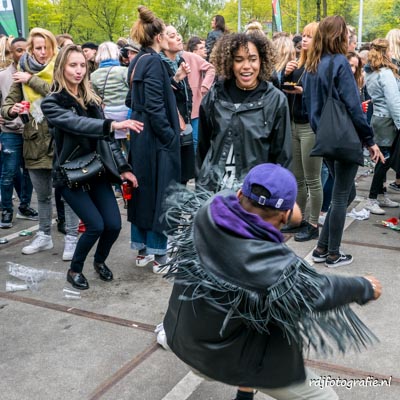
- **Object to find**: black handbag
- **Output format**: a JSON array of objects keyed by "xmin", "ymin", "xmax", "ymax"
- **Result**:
[
  {"xmin": 60, "ymin": 149, "xmax": 105, "ymax": 189},
  {"xmin": 309, "ymin": 56, "xmax": 364, "ymax": 166},
  {"xmin": 180, "ymin": 122, "xmax": 194, "ymax": 146}
]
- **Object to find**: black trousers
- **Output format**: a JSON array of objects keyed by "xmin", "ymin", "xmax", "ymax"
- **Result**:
[{"xmin": 60, "ymin": 179, "xmax": 121, "ymax": 273}]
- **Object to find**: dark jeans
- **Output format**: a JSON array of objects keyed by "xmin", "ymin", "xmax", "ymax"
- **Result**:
[
  {"xmin": 318, "ymin": 160, "xmax": 358, "ymax": 255},
  {"xmin": 0, "ymin": 133, "xmax": 33, "ymax": 211},
  {"xmin": 369, "ymin": 146, "xmax": 391, "ymax": 199},
  {"xmin": 60, "ymin": 179, "xmax": 122, "ymax": 273}
]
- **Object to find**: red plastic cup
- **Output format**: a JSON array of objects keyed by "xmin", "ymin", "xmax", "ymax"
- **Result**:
[
  {"xmin": 122, "ymin": 181, "xmax": 133, "ymax": 200},
  {"xmin": 20, "ymin": 101, "xmax": 30, "ymax": 124},
  {"xmin": 20, "ymin": 101, "xmax": 30, "ymax": 114}
]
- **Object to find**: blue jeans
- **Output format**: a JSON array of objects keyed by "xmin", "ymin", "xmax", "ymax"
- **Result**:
[
  {"xmin": 191, "ymin": 118, "xmax": 199, "ymax": 153},
  {"xmin": 130, "ymin": 223, "xmax": 168, "ymax": 255},
  {"xmin": 0, "ymin": 133, "xmax": 33, "ymax": 211},
  {"xmin": 60, "ymin": 180, "xmax": 122, "ymax": 273},
  {"xmin": 318, "ymin": 160, "xmax": 358, "ymax": 255}
]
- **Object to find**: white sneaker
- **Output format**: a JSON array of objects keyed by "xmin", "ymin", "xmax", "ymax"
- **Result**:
[
  {"xmin": 152, "ymin": 261, "xmax": 170, "ymax": 275},
  {"xmin": 377, "ymin": 194, "xmax": 399, "ymax": 208},
  {"xmin": 154, "ymin": 323, "xmax": 170, "ymax": 350},
  {"xmin": 365, "ymin": 199, "xmax": 385, "ymax": 215},
  {"xmin": 22, "ymin": 231, "xmax": 53, "ymax": 255},
  {"xmin": 63, "ymin": 235, "xmax": 78, "ymax": 261},
  {"xmin": 135, "ymin": 254, "xmax": 154, "ymax": 267}
]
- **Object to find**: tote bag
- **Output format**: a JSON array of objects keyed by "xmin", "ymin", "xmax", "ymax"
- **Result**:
[{"xmin": 310, "ymin": 56, "xmax": 364, "ymax": 166}]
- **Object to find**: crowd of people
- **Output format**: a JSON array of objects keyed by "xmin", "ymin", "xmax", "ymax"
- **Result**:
[{"xmin": 0, "ymin": 6, "xmax": 396, "ymax": 400}]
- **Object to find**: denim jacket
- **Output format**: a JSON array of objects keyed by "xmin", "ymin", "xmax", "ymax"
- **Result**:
[{"xmin": 365, "ymin": 66, "xmax": 400, "ymax": 130}]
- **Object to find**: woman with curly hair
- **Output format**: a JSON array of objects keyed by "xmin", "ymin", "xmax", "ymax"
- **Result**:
[{"xmin": 196, "ymin": 32, "xmax": 291, "ymax": 192}]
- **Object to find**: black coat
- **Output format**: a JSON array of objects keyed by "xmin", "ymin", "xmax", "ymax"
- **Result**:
[
  {"xmin": 161, "ymin": 54, "xmax": 195, "ymax": 183},
  {"xmin": 126, "ymin": 48, "xmax": 181, "ymax": 233},
  {"xmin": 41, "ymin": 89, "xmax": 131, "ymax": 188}
]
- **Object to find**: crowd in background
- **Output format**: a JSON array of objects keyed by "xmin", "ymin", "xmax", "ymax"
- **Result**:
[{"xmin": 0, "ymin": 7, "xmax": 396, "ymax": 400}]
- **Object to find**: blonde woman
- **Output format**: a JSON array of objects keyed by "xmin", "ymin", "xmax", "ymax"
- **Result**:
[
  {"xmin": 41, "ymin": 45, "xmax": 142, "ymax": 289},
  {"xmin": 1, "ymin": 28, "xmax": 79, "ymax": 259},
  {"xmin": 280, "ymin": 22, "xmax": 323, "ymax": 242},
  {"xmin": 273, "ymin": 34, "xmax": 296, "ymax": 82}
]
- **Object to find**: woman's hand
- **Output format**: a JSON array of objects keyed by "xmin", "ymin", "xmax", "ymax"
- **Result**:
[
  {"xmin": 120, "ymin": 171, "xmax": 138, "ymax": 188},
  {"xmin": 364, "ymin": 275, "xmax": 382, "ymax": 300},
  {"xmin": 174, "ymin": 62, "xmax": 191, "ymax": 83},
  {"xmin": 283, "ymin": 86, "xmax": 303, "ymax": 94},
  {"xmin": 112, "ymin": 119, "xmax": 143, "ymax": 133},
  {"xmin": 368, "ymin": 144, "xmax": 385, "ymax": 164},
  {"xmin": 284, "ymin": 60, "xmax": 298, "ymax": 76},
  {"xmin": 10, "ymin": 102, "xmax": 25, "ymax": 117},
  {"xmin": 12, "ymin": 71, "xmax": 32, "ymax": 84}
]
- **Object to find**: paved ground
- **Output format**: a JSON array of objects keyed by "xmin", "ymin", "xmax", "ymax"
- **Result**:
[{"xmin": 0, "ymin": 168, "xmax": 399, "ymax": 400}]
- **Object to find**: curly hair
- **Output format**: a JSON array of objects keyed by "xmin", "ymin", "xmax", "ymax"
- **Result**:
[
  {"xmin": 210, "ymin": 33, "xmax": 276, "ymax": 81},
  {"xmin": 368, "ymin": 38, "xmax": 399, "ymax": 77}
]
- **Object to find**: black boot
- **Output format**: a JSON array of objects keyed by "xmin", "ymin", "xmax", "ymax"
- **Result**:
[
  {"xmin": 93, "ymin": 261, "xmax": 113, "ymax": 281},
  {"xmin": 294, "ymin": 222, "xmax": 319, "ymax": 242}
]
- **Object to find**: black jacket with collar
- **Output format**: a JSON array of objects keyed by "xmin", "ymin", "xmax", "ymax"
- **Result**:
[{"xmin": 41, "ymin": 89, "xmax": 131, "ymax": 188}]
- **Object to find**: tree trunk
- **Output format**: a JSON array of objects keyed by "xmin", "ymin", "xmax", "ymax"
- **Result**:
[
  {"xmin": 323, "ymin": 0, "xmax": 328, "ymax": 18},
  {"xmin": 316, "ymin": 0, "xmax": 321, "ymax": 21}
]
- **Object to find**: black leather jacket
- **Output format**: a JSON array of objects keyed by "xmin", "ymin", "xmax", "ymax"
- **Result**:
[
  {"xmin": 196, "ymin": 80, "xmax": 292, "ymax": 191},
  {"xmin": 41, "ymin": 89, "xmax": 131, "ymax": 188}
]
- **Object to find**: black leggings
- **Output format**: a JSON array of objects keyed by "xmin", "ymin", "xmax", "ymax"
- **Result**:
[{"xmin": 60, "ymin": 179, "xmax": 121, "ymax": 273}]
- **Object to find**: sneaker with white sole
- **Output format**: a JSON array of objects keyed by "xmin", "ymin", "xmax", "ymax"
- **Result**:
[
  {"xmin": 135, "ymin": 254, "xmax": 154, "ymax": 267},
  {"xmin": 365, "ymin": 199, "xmax": 385, "ymax": 215},
  {"xmin": 152, "ymin": 261, "xmax": 170, "ymax": 275},
  {"xmin": 325, "ymin": 253, "xmax": 353, "ymax": 268},
  {"xmin": 154, "ymin": 323, "xmax": 170, "ymax": 350},
  {"xmin": 63, "ymin": 235, "xmax": 78, "ymax": 261},
  {"xmin": 16, "ymin": 205, "xmax": 39, "ymax": 220},
  {"xmin": 22, "ymin": 231, "xmax": 53, "ymax": 255},
  {"xmin": 377, "ymin": 194, "xmax": 399, "ymax": 208},
  {"xmin": 389, "ymin": 182, "xmax": 400, "ymax": 192},
  {"xmin": 312, "ymin": 248, "xmax": 329, "ymax": 263}
]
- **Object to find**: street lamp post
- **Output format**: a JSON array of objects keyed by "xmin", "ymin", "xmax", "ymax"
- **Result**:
[
  {"xmin": 358, "ymin": 0, "xmax": 364, "ymax": 49},
  {"xmin": 238, "ymin": 0, "xmax": 241, "ymax": 32}
]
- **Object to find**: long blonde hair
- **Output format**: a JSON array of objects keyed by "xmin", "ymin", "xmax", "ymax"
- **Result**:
[
  {"xmin": 385, "ymin": 29, "xmax": 400, "ymax": 63},
  {"xmin": 27, "ymin": 27, "xmax": 58, "ymax": 62},
  {"xmin": 273, "ymin": 35, "xmax": 295, "ymax": 73},
  {"xmin": 51, "ymin": 44, "xmax": 101, "ymax": 107}
]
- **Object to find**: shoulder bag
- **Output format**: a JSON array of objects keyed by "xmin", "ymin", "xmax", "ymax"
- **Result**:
[
  {"xmin": 58, "ymin": 145, "xmax": 105, "ymax": 189},
  {"xmin": 309, "ymin": 56, "xmax": 364, "ymax": 166}
]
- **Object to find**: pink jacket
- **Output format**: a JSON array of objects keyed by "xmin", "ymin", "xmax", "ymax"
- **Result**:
[{"xmin": 182, "ymin": 51, "xmax": 215, "ymax": 119}]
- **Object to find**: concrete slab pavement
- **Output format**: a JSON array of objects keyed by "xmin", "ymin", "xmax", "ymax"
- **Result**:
[{"xmin": 0, "ymin": 167, "xmax": 399, "ymax": 399}]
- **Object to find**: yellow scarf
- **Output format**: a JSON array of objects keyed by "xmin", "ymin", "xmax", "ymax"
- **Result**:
[{"xmin": 21, "ymin": 56, "xmax": 55, "ymax": 123}]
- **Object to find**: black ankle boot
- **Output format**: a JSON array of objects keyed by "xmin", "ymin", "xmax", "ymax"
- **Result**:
[
  {"xmin": 93, "ymin": 261, "xmax": 113, "ymax": 281},
  {"xmin": 294, "ymin": 223, "xmax": 319, "ymax": 242}
]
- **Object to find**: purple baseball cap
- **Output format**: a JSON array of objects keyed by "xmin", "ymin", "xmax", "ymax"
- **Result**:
[{"xmin": 242, "ymin": 163, "xmax": 297, "ymax": 210}]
